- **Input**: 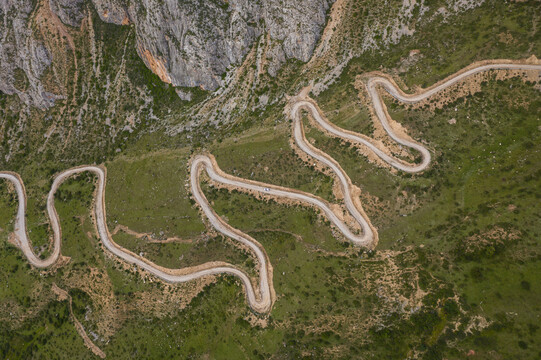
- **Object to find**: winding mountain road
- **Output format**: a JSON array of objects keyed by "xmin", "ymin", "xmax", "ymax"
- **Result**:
[
  {"xmin": 0, "ymin": 166, "xmax": 274, "ymax": 313},
  {"xmin": 1, "ymin": 60, "xmax": 539, "ymax": 313}
]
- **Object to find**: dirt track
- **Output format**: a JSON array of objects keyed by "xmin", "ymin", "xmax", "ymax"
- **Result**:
[
  {"xmin": 0, "ymin": 166, "xmax": 274, "ymax": 313},
  {"xmin": 1, "ymin": 60, "xmax": 539, "ymax": 314}
]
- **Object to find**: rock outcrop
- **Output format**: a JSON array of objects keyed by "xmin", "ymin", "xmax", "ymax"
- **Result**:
[
  {"xmin": 49, "ymin": 0, "xmax": 86, "ymax": 27},
  {"xmin": 0, "ymin": 0, "xmax": 333, "ymax": 108},
  {"xmin": 0, "ymin": 0, "xmax": 57, "ymax": 108},
  {"xmin": 91, "ymin": 0, "xmax": 333, "ymax": 91}
]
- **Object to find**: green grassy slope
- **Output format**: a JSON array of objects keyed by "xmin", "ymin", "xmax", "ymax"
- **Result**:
[{"xmin": 0, "ymin": 0, "xmax": 539, "ymax": 358}]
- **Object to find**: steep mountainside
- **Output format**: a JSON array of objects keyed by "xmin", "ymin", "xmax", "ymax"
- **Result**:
[
  {"xmin": 0, "ymin": 0, "xmax": 56, "ymax": 108},
  {"xmin": 1, "ymin": 0, "xmax": 332, "ymax": 108},
  {"xmin": 0, "ymin": 1, "xmax": 540, "ymax": 358}
]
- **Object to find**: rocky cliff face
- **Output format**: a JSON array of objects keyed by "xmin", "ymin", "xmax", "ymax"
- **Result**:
[
  {"xmin": 50, "ymin": 0, "xmax": 86, "ymax": 27},
  {"xmin": 0, "ymin": 0, "xmax": 57, "ymax": 108},
  {"xmin": 92, "ymin": 0, "xmax": 333, "ymax": 90},
  {"xmin": 0, "ymin": 0, "xmax": 333, "ymax": 108}
]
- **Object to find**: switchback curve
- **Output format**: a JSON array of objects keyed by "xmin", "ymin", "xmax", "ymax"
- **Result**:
[{"xmin": 1, "ymin": 60, "xmax": 539, "ymax": 314}]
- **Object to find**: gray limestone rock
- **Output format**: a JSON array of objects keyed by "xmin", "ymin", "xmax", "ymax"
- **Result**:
[
  {"xmin": 0, "ymin": 0, "xmax": 56, "ymax": 108},
  {"xmin": 1, "ymin": 0, "xmax": 332, "ymax": 107},
  {"xmin": 49, "ymin": 0, "xmax": 86, "ymax": 27},
  {"xmin": 89, "ymin": 0, "xmax": 333, "ymax": 91}
]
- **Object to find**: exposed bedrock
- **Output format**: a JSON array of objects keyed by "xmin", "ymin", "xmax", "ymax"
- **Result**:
[
  {"xmin": 90, "ymin": 0, "xmax": 333, "ymax": 90},
  {"xmin": 0, "ymin": 0, "xmax": 55, "ymax": 108},
  {"xmin": 0, "ymin": 0, "xmax": 333, "ymax": 108},
  {"xmin": 50, "ymin": 0, "xmax": 86, "ymax": 27}
]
